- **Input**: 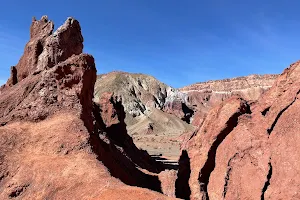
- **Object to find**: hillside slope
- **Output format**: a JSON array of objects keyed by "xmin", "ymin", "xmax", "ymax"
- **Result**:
[{"xmin": 94, "ymin": 71, "xmax": 195, "ymax": 159}]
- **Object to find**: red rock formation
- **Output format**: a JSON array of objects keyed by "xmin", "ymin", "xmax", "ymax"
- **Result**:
[
  {"xmin": 6, "ymin": 16, "xmax": 54, "ymax": 86},
  {"xmin": 4, "ymin": 16, "xmax": 83, "ymax": 87},
  {"xmin": 180, "ymin": 74, "xmax": 277, "ymax": 127},
  {"xmin": 0, "ymin": 54, "xmax": 96, "ymax": 128},
  {"xmin": 159, "ymin": 170, "xmax": 178, "ymax": 198},
  {"xmin": 178, "ymin": 62, "xmax": 300, "ymax": 199},
  {"xmin": 0, "ymin": 16, "xmax": 173, "ymax": 200}
]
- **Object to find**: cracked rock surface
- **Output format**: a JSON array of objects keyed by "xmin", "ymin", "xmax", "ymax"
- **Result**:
[{"xmin": 178, "ymin": 61, "xmax": 300, "ymax": 200}]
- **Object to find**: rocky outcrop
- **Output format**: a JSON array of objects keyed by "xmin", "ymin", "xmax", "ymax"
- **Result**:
[
  {"xmin": 163, "ymin": 99, "xmax": 194, "ymax": 123},
  {"xmin": 158, "ymin": 170, "xmax": 178, "ymax": 198},
  {"xmin": 181, "ymin": 97, "xmax": 251, "ymax": 199},
  {"xmin": 92, "ymin": 100, "xmax": 163, "ymax": 192},
  {"xmin": 0, "ymin": 54, "xmax": 96, "ymax": 128},
  {"xmin": 0, "ymin": 16, "xmax": 174, "ymax": 200},
  {"xmin": 177, "ymin": 62, "xmax": 300, "ymax": 199},
  {"xmin": 4, "ymin": 16, "xmax": 83, "ymax": 87},
  {"xmin": 163, "ymin": 87, "xmax": 193, "ymax": 123}
]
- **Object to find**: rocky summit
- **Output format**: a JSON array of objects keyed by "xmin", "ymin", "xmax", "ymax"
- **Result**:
[{"xmin": 1, "ymin": 15, "xmax": 300, "ymax": 200}]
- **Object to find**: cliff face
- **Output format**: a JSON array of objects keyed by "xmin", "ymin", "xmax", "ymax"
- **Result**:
[
  {"xmin": 181, "ymin": 74, "xmax": 277, "ymax": 93},
  {"xmin": 177, "ymin": 63, "xmax": 300, "ymax": 200},
  {"xmin": 180, "ymin": 74, "xmax": 277, "ymax": 126},
  {"xmin": 0, "ymin": 16, "xmax": 173, "ymax": 200}
]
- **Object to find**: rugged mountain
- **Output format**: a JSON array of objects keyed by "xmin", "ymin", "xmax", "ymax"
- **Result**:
[
  {"xmin": 94, "ymin": 72, "xmax": 277, "ymax": 159},
  {"xmin": 0, "ymin": 16, "xmax": 175, "ymax": 200},
  {"xmin": 176, "ymin": 62, "xmax": 300, "ymax": 199},
  {"xmin": 94, "ymin": 71, "xmax": 195, "ymax": 159},
  {"xmin": 95, "ymin": 71, "xmax": 193, "ymax": 120},
  {"xmin": 95, "ymin": 72, "xmax": 170, "ymax": 117}
]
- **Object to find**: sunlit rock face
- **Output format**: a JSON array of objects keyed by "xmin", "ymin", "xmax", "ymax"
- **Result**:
[{"xmin": 178, "ymin": 63, "xmax": 300, "ymax": 200}]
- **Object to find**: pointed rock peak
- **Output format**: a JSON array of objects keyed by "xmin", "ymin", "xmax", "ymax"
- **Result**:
[
  {"xmin": 4, "ymin": 15, "xmax": 84, "ymax": 86},
  {"xmin": 36, "ymin": 16, "xmax": 84, "ymax": 71},
  {"xmin": 53, "ymin": 16, "xmax": 83, "ymax": 42},
  {"xmin": 30, "ymin": 15, "xmax": 54, "ymax": 39}
]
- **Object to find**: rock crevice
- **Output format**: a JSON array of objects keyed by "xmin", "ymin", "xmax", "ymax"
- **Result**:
[
  {"xmin": 175, "ymin": 150, "xmax": 191, "ymax": 200},
  {"xmin": 261, "ymin": 160, "xmax": 273, "ymax": 200}
]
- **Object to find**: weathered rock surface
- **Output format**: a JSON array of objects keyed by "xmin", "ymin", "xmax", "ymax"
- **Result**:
[
  {"xmin": 94, "ymin": 72, "xmax": 278, "ymax": 160},
  {"xmin": 0, "ymin": 16, "xmax": 176, "ymax": 200},
  {"xmin": 178, "ymin": 63, "xmax": 300, "ymax": 199},
  {"xmin": 4, "ymin": 16, "xmax": 83, "ymax": 87},
  {"xmin": 94, "ymin": 72, "xmax": 195, "ymax": 159},
  {"xmin": 0, "ymin": 113, "xmax": 173, "ymax": 200},
  {"xmin": 95, "ymin": 71, "xmax": 192, "ymax": 118},
  {"xmin": 0, "ymin": 54, "xmax": 95, "ymax": 128},
  {"xmin": 163, "ymin": 97, "xmax": 194, "ymax": 123},
  {"xmin": 95, "ymin": 72, "xmax": 169, "ymax": 116},
  {"xmin": 180, "ymin": 74, "xmax": 277, "ymax": 126},
  {"xmin": 158, "ymin": 170, "xmax": 178, "ymax": 198}
]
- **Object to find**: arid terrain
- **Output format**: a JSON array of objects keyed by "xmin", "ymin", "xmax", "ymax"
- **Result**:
[
  {"xmin": 95, "ymin": 71, "xmax": 277, "ymax": 160},
  {"xmin": 94, "ymin": 71, "xmax": 195, "ymax": 159},
  {"xmin": 1, "ymin": 15, "xmax": 300, "ymax": 200}
]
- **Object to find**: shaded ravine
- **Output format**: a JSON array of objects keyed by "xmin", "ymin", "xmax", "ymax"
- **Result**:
[
  {"xmin": 103, "ymin": 98, "xmax": 165, "ymax": 173},
  {"xmin": 175, "ymin": 150, "xmax": 191, "ymax": 200}
]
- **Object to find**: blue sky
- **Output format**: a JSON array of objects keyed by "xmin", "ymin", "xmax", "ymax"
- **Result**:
[{"xmin": 1, "ymin": 0, "xmax": 300, "ymax": 88}]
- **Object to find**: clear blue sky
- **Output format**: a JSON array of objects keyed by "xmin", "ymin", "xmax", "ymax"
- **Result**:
[{"xmin": 0, "ymin": 0, "xmax": 300, "ymax": 88}]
